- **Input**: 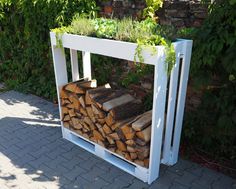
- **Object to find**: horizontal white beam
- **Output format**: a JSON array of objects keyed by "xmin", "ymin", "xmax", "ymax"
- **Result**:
[{"xmin": 50, "ymin": 32, "xmax": 181, "ymax": 65}]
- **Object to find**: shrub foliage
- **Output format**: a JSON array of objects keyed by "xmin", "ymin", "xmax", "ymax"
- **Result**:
[
  {"xmin": 0, "ymin": 0, "xmax": 98, "ymax": 100},
  {"xmin": 183, "ymin": 0, "xmax": 236, "ymax": 164}
]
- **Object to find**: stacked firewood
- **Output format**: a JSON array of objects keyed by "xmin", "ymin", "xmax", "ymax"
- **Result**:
[{"xmin": 60, "ymin": 79, "xmax": 152, "ymax": 168}]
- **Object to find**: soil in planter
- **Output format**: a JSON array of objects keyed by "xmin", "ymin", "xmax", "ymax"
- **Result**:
[{"xmin": 60, "ymin": 78, "xmax": 152, "ymax": 168}]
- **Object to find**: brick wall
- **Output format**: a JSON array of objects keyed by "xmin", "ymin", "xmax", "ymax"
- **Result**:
[{"xmin": 98, "ymin": 0, "xmax": 208, "ymax": 28}]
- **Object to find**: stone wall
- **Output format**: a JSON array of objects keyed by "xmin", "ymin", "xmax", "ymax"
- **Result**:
[{"xmin": 98, "ymin": 0, "xmax": 208, "ymax": 28}]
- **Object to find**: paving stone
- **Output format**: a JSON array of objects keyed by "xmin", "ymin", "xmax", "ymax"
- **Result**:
[
  {"xmin": 211, "ymin": 176, "xmax": 235, "ymax": 189},
  {"xmin": 99, "ymin": 165, "xmax": 125, "ymax": 183},
  {"xmin": 62, "ymin": 166, "xmax": 87, "ymax": 181},
  {"xmin": 126, "ymin": 179, "xmax": 149, "ymax": 189},
  {"xmin": 170, "ymin": 182, "xmax": 189, "ymax": 189},
  {"xmin": 81, "ymin": 166, "xmax": 107, "ymax": 182},
  {"xmin": 168, "ymin": 159, "xmax": 194, "ymax": 176},
  {"xmin": 194, "ymin": 168, "xmax": 221, "ymax": 188},
  {"xmin": 85, "ymin": 177, "xmax": 110, "ymax": 189},
  {"xmin": 186, "ymin": 164, "xmax": 203, "ymax": 177},
  {"xmin": 190, "ymin": 182, "xmax": 209, "ymax": 189},
  {"xmin": 149, "ymin": 170, "xmax": 179, "ymax": 189},
  {"xmin": 101, "ymin": 178, "xmax": 131, "ymax": 189},
  {"xmin": 28, "ymin": 155, "xmax": 52, "ymax": 169},
  {"xmin": 174, "ymin": 171, "xmax": 198, "ymax": 187}
]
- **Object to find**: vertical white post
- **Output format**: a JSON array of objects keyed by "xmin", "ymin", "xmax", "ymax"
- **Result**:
[
  {"xmin": 162, "ymin": 43, "xmax": 181, "ymax": 165},
  {"xmin": 70, "ymin": 49, "xmax": 80, "ymax": 81},
  {"xmin": 148, "ymin": 47, "xmax": 168, "ymax": 184},
  {"xmin": 82, "ymin": 51, "xmax": 92, "ymax": 80},
  {"xmin": 171, "ymin": 40, "xmax": 193, "ymax": 164},
  {"xmin": 50, "ymin": 34, "xmax": 68, "ymax": 137}
]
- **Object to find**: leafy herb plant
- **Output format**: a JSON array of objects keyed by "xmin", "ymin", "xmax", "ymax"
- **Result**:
[{"xmin": 52, "ymin": 17, "xmax": 176, "ymax": 76}]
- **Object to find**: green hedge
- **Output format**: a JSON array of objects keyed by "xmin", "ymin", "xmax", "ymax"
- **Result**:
[
  {"xmin": 0, "ymin": 0, "xmax": 97, "ymax": 100},
  {"xmin": 183, "ymin": 1, "xmax": 236, "ymax": 164}
]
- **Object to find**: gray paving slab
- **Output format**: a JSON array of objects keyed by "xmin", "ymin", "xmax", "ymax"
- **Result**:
[{"xmin": 0, "ymin": 90, "xmax": 235, "ymax": 189}]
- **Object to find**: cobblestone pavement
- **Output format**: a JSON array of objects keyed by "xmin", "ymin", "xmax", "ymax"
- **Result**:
[{"xmin": 0, "ymin": 91, "xmax": 235, "ymax": 189}]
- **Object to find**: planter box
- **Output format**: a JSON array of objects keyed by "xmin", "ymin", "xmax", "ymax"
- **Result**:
[{"xmin": 50, "ymin": 32, "xmax": 193, "ymax": 184}]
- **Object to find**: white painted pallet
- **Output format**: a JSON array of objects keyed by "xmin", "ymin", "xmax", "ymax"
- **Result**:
[
  {"xmin": 50, "ymin": 32, "xmax": 193, "ymax": 184},
  {"xmin": 63, "ymin": 128, "xmax": 149, "ymax": 182}
]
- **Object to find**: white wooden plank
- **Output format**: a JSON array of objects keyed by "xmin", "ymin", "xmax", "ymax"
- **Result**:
[
  {"xmin": 50, "ymin": 32, "xmax": 178, "ymax": 65},
  {"xmin": 148, "ymin": 47, "xmax": 168, "ymax": 184},
  {"xmin": 82, "ymin": 51, "xmax": 92, "ymax": 80},
  {"xmin": 171, "ymin": 40, "xmax": 193, "ymax": 164},
  {"xmin": 50, "ymin": 41, "xmax": 68, "ymax": 137},
  {"xmin": 162, "ymin": 43, "xmax": 182, "ymax": 165},
  {"xmin": 70, "ymin": 49, "xmax": 80, "ymax": 81}
]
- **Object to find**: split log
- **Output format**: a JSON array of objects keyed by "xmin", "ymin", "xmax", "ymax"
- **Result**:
[
  {"xmin": 125, "ymin": 140, "xmax": 135, "ymax": 146},
  {"xmin": 67, "ymin": 103, "xmax": 74, "ymax": 109},
  {"xmin": 105, "ymin": 113, "xmax": 115, "ymax": 126},
  {"xmin": 61, "ymin": 106, "xmax": 69, "ymax": 117},
  {"xmin": 127, "ymin": 145, "xmax": 136, "ymax": 153},
  {"xmin": 116, "ymin": 140, "xmax": 127, "ymax": 152},
  {"xmin": 95, "ymin": 123, "xmax": 102, "ymax": 129},
  {"xmin": 68, "ymin": 109, "xmax": 76, "ymax": 117},
  {"xmin": 103, "ymin": 124, "xmax": 112, "ymax": 135},
  {"xmin": 86, "ymin": 106, "xmax": 96, "ymax": 122},
  {"xmin": 94, "ymin": 90, "xmax": 125, "ymax": 108},
  {"xmin": 102, "ymin": 94, "xmax": 135, "ymax": 112},
  {"xmin": 80, "ymin": 107, "xmax": 87, "ymax": 116},
  {"xmin": 61, "ymin": 98, "xmax": 70, "ymax": 106},
  {"xmin": 60, "ymin": 87, "xmax": 69, "ymax": 98},
  {"xmin": 63, "ymin": 115, "xmax": 70, "ymax": 122},
  {"xmin": 120, "ymin": 124, "xmax": 135, "ymax": 140},
  {"xmin": 134, "ymin": 138, "xmax": 148, "ymax": 146},
  {"xmin": 84, "ymin": 117, "xmax": 96, "ymax": 131},
  {"xmin": 91, "ymin": 104, "xmax": 106, "ymax": 118},
  {"xmin": 125, "ymin": 153, "xmax": 131, "ymax": 161},
  {"xmin": 79, "ymin": 96, "xmax": 85, "ymax": 108},
  {"xmin": 106, "ymin": 136, "xmax": 115, "ymax": 145},
  {"xmin": 71, "ymin": 117, "xmax": 82, "ymax": 130},
  {"xmin": 130, "ymin": 152, "xmax": 138, "ymax": 160},
  {"xmin": 109, "ymin": 133, "xmax": 120, "ymax": 140},
  {"xmin": 136, "ymin": 125, "xmax": 151, "ymax": 142},
  {"xmin": 109, "ymin": 100, "xmax": 143, "ymax": 120},
  {"xmin": 97, "ymin": 118, "xmax": 106, "ymax": 125},
  {"xmin": 68, "ymin": 95, "xmax": 80, "ymax": 109},
  {"xmin": 65, "ymin": 79, "xmax": 96, "ymax": 94},
  {"xmin": 93, "ymin": 130, "xmax": 105, "ymax": 141},
  {"xmin": 132, "ymin": 110, "xmax": 152, "ymax": 131},
  {"xmin": 98, "ymin": 127, "xmax": 106, "ymax": 138}
]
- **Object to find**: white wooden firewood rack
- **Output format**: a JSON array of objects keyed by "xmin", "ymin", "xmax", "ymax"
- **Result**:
[{"xmin": 50, "ymin": 32, "xmax": 192, "ymax": 184}]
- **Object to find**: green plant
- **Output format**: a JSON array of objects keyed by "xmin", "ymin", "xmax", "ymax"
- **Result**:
[
  {"xmin": 0, "ymin": 0, "xmax": 98, "ymax": 101},
  {"xmin": 143, "ymin": 0, "xmax": 163, "ymax": 19},
  {"xmin": 53, "ymin": 17, "xmax": 176, "ymax": 76},
  {"xmin": 93, "ymin": 18, "xmax": 117, "ymax": 39},
  {"xmin": 182, "ymin": 0, "xmax": 236, "ymax": 164},
  {"xmin": 115, "ymin": 17, "xmax": 135, "ymax": 42},
  {"xmin": 69, "ymin": 17, "xmax": 95, "ymax": 36}
]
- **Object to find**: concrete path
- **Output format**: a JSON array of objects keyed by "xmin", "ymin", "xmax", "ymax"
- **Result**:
[{"xmin": 0, "ymin": 91, "xmax": 235, "ymax": 189}]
